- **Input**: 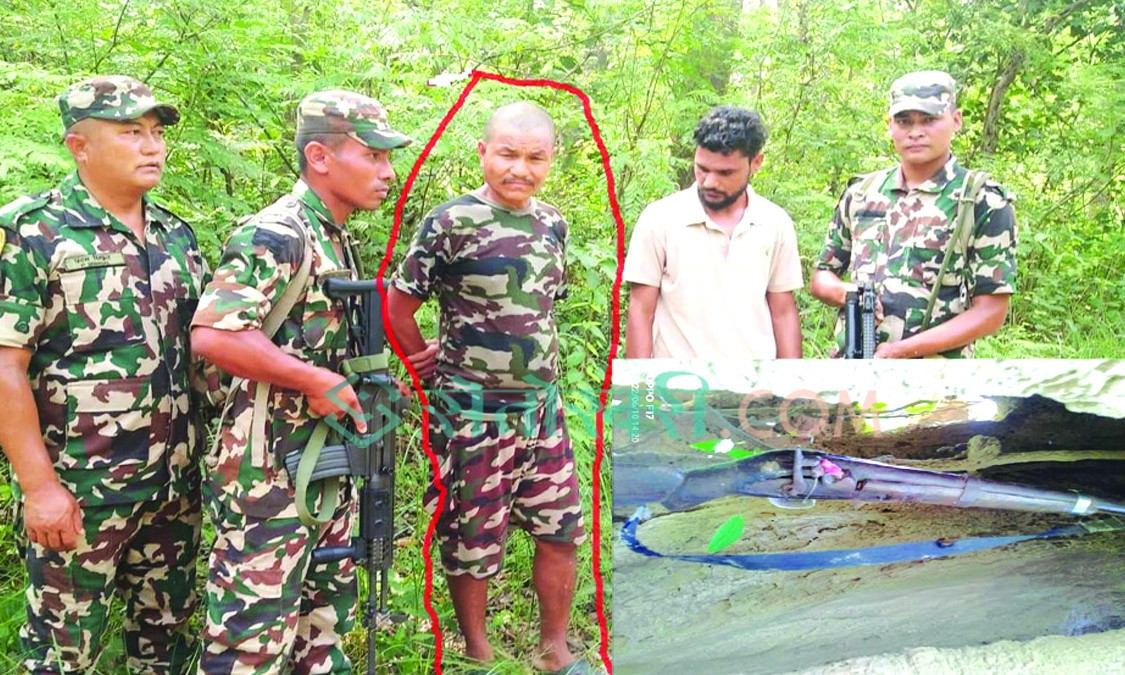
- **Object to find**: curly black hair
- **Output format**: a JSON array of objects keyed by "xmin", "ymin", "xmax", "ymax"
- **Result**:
[{"xmin": 693, "ymin": 106, "xmax": 767, "ymax": 157}]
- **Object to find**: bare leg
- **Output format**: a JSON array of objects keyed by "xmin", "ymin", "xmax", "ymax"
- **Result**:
[
  {"xmin": 447, "ymin": 573, "xmax": 494, "ymax": 663},
  {"xmin": 532, "ymin": 539, "xmax": 578, "ymax": 671}
]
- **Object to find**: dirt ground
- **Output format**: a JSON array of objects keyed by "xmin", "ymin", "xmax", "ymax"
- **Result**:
[{"xmin": 612, "ymin": 499, "xmax": 1125, "ymax": 674}]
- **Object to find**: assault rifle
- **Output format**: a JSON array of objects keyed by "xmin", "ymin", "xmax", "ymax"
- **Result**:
[
  {"xmin": 283, "ymin": 278, "xmax": 401, "ymax": 674},
  {"xmin": 843, "ymin": 281, "xmax": 876, "ymax": 359},
  {"xmin": 617, "ymin": 447, "xmax": 1125, "ymax": 517}
]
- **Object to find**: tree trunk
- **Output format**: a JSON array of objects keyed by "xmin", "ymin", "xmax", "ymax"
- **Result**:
[{"xmin": 978, "ymin": 51, "xmax": 1025, "ymax": 156}]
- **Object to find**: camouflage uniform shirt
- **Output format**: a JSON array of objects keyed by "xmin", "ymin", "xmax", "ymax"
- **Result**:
[
  {"xmin": 191, "ymin": 180, "xmax": 356, "ymax": 517},
  {"xmin": 816, "ymin": 156, "xmax": 1017, "ymax": 357},
  {"xmin": 393, "ymin": 187, "xmax": 567, "ymax": 409},
  {"xmin": 0, "ymin": 173, "xmax": 208, "ymax": 505}
]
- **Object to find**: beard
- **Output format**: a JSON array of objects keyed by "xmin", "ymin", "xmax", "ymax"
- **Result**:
[{"xmin": 697, "ymin": 183, "xmax": 748, "ymax": 211}]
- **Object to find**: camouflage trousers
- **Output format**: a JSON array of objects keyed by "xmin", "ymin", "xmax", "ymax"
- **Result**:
[
  {"xmin": 425, "ymin": 395, "xmax": 587, "ymax": 580},
  {"xmin": 197, "ymin": 485, "xmax": 357, "ymax": 674},
  {"xmin": 20, "ymin": 487, "xmax": 201, "ymax": 674}
]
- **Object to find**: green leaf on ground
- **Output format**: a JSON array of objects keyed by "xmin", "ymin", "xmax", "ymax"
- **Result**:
[{"xmin": 707, "ymin": 514, "xmax": 745, "ymax": 553}]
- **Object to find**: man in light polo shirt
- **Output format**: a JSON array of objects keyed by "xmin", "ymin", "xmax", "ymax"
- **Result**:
[{"xmin": 623, "ymin": 106, "xmax": 803, "ymax": 359}]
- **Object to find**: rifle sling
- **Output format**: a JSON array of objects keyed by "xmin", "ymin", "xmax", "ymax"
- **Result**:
[
  {"xmin": 293, "ymin": 352, "xmax": 388, "ymax": 527},
  {"xmin": 622, "ymin": 508, "xmax": 1125, "ymax": 572},
  {"xmin": 921, "ymin": 171, "xmax": 989, "ymax": 329},
  {"xmin": 294, "ymin": 420, "xmax": 341, "ymax": 527},
  {"xmin": 208, "ymin": 218, "xmax": 334, "ymax": 527}
]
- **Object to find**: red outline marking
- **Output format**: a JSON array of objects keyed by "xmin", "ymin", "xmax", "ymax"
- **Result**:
[{"xmin": 379, "ymin": 70, "xmax": 624, "ymax": 675}]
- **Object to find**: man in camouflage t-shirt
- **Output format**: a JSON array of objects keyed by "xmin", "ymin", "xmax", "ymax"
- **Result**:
[
  {"xmin": 0, "ymin": 76, "xmax": 207, "ymax": 673},
  {"xmin": 810, "ymin": 70, "xmax": 1017, "ymax": 358},
  {"xmin": 388, "ymin": 102, "xmax": 588, "ymax": 673},
  {"xmin": 190, "ymin": 91, "xmax": 414, "ymax": 673}
]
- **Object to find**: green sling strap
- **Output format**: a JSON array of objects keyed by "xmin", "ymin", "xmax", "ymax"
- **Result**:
[
  {"xmin": 209, "ymin": 219, "xmax": 340, "ymax": 527},
  {"xmin": 290, "ymin": 230, "xmax": 375, "ymax": 527},
  {"xmin": 850, "ymin": 169, "xmax": 991, "ymax": 329},
  {"xmin": 921, "ymin": 170, "xmax": 990, "ymax": 329},
  {"xmin": 291, "ymin": 351, "xmax": 390, "ymax": 526}
]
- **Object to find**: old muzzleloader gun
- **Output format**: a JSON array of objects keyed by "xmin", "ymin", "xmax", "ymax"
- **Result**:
[
  {"xmin": 616, "ymin": 447, "xmax": 1125, "ymax": 570},
  {"xmin": 283, "ymin": 277, "xmax": 402, "ymax": 674},
  {"xmin": 617, "ymin": 447, "xmax": 1125, "ymax": 517}
]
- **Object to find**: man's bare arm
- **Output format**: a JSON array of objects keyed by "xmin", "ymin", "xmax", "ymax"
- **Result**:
[
  {"xmin": 766, "ymin": 291, "xmax": 803, "ymax": 358},
  {"xmin": 0, "ymin": 346, "xmax": 84, "ymax": 551},
  {"xmin": 387, "ymin": 287, "xmax": 436, "ymax": 379},
  {"xmin": 809, "ymin": 269, "xmax": 849, "ymax": 307},
  {"xmin": 875, "ymin": 294, "xmax": 1010, "ymax": 358},
  {"xmin": 625, "ymin": 284, "xmax": 659, "ymax": 359},
  {"xmin": 191, "ymin": 327, "xmax": 366, "ymax": 431}
]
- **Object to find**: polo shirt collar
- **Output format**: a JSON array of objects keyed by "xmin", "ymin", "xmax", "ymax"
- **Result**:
[{"xmin": 680, "ymin": 183, "xmax": 761, "ymax": 234}]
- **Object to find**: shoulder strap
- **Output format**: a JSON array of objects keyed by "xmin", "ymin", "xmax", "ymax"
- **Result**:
[
  {"xmin": 921, "ymin": 170, "xmax": 990, "ymax": 329},
  {"xmin": 210, "ymin": 217, "xmax": 315, "ymax": 459}
]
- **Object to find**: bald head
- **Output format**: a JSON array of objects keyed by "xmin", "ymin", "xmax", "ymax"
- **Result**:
[{"xmin": 483, "ymin": 101, "xmax": 556, "ymax": 145}]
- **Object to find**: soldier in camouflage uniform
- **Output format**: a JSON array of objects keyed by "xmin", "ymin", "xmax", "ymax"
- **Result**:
[
  {"xmin": 189, "ymin": 90, "xmax": 415, "ymax": 674},
  {"xmin": 810, "ymin": 70, "xmax": 1017, "ymax": 357},
  {"xmin": 0, "ymin": 75, "xmax": 207, "ymax": 673},
  {"xmin": 388, "ymin": 102, "xmax": 590, "ymax": 674}
]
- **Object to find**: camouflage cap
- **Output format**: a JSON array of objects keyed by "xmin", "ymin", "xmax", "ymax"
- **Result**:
[
  {"xmin": 888, "ymin": 71, "xmax": 957, "ymax": 117},
  {"xmin": 58, "ymin": 75, "xmax": 180, "ymax": 130},
  {"xmin": 296, "ymin": 90, "xmax": 412, "ymax": 150}
]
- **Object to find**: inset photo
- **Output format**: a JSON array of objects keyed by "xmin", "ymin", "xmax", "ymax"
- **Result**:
[{"xmin": 611, "ymin": 360, "xmax": 1125, "ymax": 674}]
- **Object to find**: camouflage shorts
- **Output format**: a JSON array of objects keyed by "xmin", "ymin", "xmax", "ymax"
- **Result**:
[
  {"xmin": 424, "ymin": 395, "xmax": 587, "ymax": 579},
  {"xmin": 20, "ymin": 488, "xmax": 201, "ymax": 674}
]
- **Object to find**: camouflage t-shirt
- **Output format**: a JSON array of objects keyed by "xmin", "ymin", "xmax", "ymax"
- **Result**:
[
  {"xmin": 392, "ymin": 187, "xmax": 567, "ymax": 411},
  {"xmin": 0, "ymin": 173, "xmax": 209, "ymax": 505},
  {"xmin": 191, "ymin": 181, "xmax": 357, "ymax": 518},
  {"xmin": 816, "ymin": 156, "xmax": 1017, "ymax": 357}
]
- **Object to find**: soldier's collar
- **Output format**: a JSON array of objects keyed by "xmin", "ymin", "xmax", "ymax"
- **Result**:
[
  {"xmin": 894, "ymin": 155, "xmax": 960, "ymax": 193},
  {"xmin": 292, "ymin": 180, "xmax": 342, "ymax": 232},
  {"xmin": 59, "ymin": 173, "xmax": 168, "ymax": 233}
]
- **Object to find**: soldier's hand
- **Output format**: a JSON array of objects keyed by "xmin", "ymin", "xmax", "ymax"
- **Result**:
[
  {"xmin": 874, "ymin": 341, "xmax": 906, "ymax": 359},
  {"xmin": 24, "ymin": 480, "xmax": 84, "ymax": 551},
  {"xmin": 306, "ymin": 369, "xmax": 368, "ymax": 433},
  {"xmin": 406, "ymin": 339, "xmax": 439, "ymax": 380}
]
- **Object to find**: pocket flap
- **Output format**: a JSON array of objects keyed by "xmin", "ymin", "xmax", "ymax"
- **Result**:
[{"xmin": 69, "ymin": 376, "xmax": 151, "ymax": 414}]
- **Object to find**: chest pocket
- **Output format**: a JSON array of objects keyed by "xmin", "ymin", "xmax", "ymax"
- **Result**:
[
  {"xmin": 58, "ymin": 256, "xmax": 146, "ymax": 353},
  {"xmin": 848, "ymin": 208, "xmax": 887, "ymax": 280},
  {"xmin": 898, "ymin": 223, "xmax": 965, "ymax": 291}
]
